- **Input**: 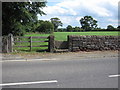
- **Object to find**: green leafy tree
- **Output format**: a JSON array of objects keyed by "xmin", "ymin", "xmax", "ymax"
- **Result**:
[
  {"xmin": 80, "ymin": 16, "xmax": 98, "ymax": 31},
  {"xmin": 74, "ymin": 26, "xmax": 80, "ymax": 32},
  {"xmin": 2, "ymin": 2, "xmax": 46, "ymax": 36},
  {"xmin": 57, "ymin": 28, "xmax": 63, "ymax": 32},
  {"xmin": 117, "ymin": 26, "xmax": 120, "ymax": 30},
  {"xmin": 66, "ymin": 25, "xmax": 73, "ymax": 32},
  {"xmin": 107, "ymin": 25, "xmax": 115, "ymax": 30},
  {"xmin": 50, "ymin": 17, "xmax": 63, "ymax": 32},
  {"xmin": 31, "ymin": 20, "xmax": 44, "ymax": 32},
  {"xmin": 36, "ymin": 21, "xmax": 54, "ymax": 34}
]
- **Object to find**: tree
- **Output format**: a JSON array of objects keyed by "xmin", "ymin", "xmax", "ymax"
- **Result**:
[
  {"xmin": 57, "ymin": 28, "xmax": 63, "ymax": 32},
  {"xmin": 74, "ymin": 26, "xmax": 80, "ymax": 32},
  {"xmin": 80, "ymin": 16, "xmax": 98, "ymax": 31},
  {"xmin": 36, "ymin": 21, "xmax": 54, "ymax": 34},
  {"xmin": 50, "ymin": 17, "xmax": 63, "ymax": 32},
  {"xmin": 31, "ymin": 20, "xmax": 44, "ymax": 32},
  {"xmin": 117, "ymin": 26, "xmax": 120, "ymax": 30},
  {"xmin": 2, "ymin": 2, "xmax": 46, "ymax": 36},
  {"xmin": 107, "ymin": 25, "xmax": 115, "ymax": 30},
  {"xmin": 66, "ymin": 25, "xmax": 73, "ymax": 32}
]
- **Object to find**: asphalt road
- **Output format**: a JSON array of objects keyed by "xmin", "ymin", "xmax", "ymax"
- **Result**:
[{"xmin": 2, "ymin": 55, "xmax": 118, "ymax": 88}]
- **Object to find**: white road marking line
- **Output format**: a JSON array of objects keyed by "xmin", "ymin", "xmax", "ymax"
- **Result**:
[
  {"xmin": 108, "ymin": 75, "xmax": 120, "ymax": 78},
  {"xmin": 0, "ymin": 58, "xmax": 57, "ymax": 62},
  {"xmin": 28, "ymin": 58, "xmax": 57, "ymax": 61},
  {"xmin": 0, "ymin": 80, "xmax": 58, "ymax": 86}
]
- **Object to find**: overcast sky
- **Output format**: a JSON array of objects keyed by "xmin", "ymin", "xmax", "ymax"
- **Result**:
[{"xmin": 38, "ymin": 0, "xmax": 119, "ymax": 29}]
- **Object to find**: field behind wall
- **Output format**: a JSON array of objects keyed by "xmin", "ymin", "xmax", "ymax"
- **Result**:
[{"xmin": 13, "ymin": 31, "xmax": 119, "ymax": 52}]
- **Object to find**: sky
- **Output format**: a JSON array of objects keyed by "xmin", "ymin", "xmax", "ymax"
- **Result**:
[{"xmin": 38, "ymin": 0, "xmax": 119, "ymax": 29}]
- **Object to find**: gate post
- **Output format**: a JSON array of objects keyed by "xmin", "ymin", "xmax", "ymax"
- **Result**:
[
  {"xmin": 68, "ymin": 35, "xmax": 73, "ymax": 52},
  {"xmin": 48, "ymin": 35, "xmax": 54, "ymax": 52},
  {"xmin": 30, "ymin": 36, "xmax": 32, "ymax": 51},
  {"xmin": 2, "ymin": 36, "xmax": 8, "ymax": 53},
  {"xmin": 8, "ymin": 34, "xmax": 13, "ymax": 52}
]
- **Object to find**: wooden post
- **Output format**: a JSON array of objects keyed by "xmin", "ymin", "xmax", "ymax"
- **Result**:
[
  {"xmin": 48, "ymin": 35, "xmax": 54, "ymax": 52},
  {"xmin": 30, "ymin": 36, "xmax": 32, "ymax": 51},
  {"xmin": 2, "ymin": 37, "xmax": 8, "ymax": 53},
  {"xmin": 68, "ymin": 35, "xmax": 73, "ymax": 52},
  {"xmin": 0, "ymin": 36, "xmax": 2, "ymax": 53},
  {"xmin": 8, "ymin": 34, "xmax": 13, "ymax": 52}
]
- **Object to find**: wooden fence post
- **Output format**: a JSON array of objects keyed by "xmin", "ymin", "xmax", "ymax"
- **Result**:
[
  {"xmin": 0, "ymin": 36, "xmax": 2, "ymax": 53},
  {"xmin": 8, "ymin": 34, "xmax": 13, "ymax": 52},
  {"xmin": 48, "ymin": 35, "xmax": 54, "ymax": 52},
  {"xmin": 2, "ymin": 37, "xmax": 8, "ymax": 53},
  {"xmin": 30, "ymin": 36, "xmax": 32, "ymax": 51},
  {"xmin": 68, "ymin": 35, "xmax": 73, "ymax": 52}
]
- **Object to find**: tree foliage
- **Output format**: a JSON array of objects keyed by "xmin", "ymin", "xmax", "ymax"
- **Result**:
[
  {"xmin": 117, "ymin": 26, "xmax": 120, "ymax": 30},
  {"xmin": 36, "ymin": 21, "xmax": 54, "ymax": 34},
  {"xmin": 107, "ymin": 25, "xmax": 115, "ymax": 30},
  {"xmin": 80, "ymin": 16, "xmax": 98, "ymax": 31},
  {"xmin": 50, "ymin": 17, "xmax": 63, "ymax": 32},
  {"xmin": 66, "ymin": 25, "xmax": 73, "ymax": 32},
  {"xmin": 2, "ymin": 2, "xmax": 46, "ymax": 36},
  {"xmin": 73, "ymin": 26, "xmax": 81, "ymax": 32}
]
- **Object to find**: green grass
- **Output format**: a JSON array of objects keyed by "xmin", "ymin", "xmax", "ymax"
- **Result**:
[
  {"xmin": 14, "ymin": 37, "xmax": 49, "ymax": 52},
  {"xmin": 26, "ymin": 31, "xmax": 119, "ymax": 41},
  {"xmin": 13, "ymin": 31, "xmax": 119, "ymax": 52}
]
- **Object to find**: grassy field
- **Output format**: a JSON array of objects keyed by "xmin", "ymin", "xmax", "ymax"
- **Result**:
[
  {"xmin": 26, "ymin": 31, "xmax": 119, "ymax": 41},
  {"xmin": 14, "ymin": 31, "xmax": 119, "ymax": 52}
]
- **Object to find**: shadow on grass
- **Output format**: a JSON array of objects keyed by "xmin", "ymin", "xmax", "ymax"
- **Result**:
[{"xmin": 36, "ymin": 49, "xmax": 48, "ymax": 52}]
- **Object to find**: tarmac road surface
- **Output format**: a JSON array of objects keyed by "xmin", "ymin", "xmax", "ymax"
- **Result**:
[{"xmin": 1, "ymin": 51, "xmax": 119, "ymax": 88}]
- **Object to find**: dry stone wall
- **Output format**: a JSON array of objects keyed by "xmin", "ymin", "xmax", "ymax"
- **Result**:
[{"xmin": 69, "ymin": 35, "xmax": 120, "ymax": 51}]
